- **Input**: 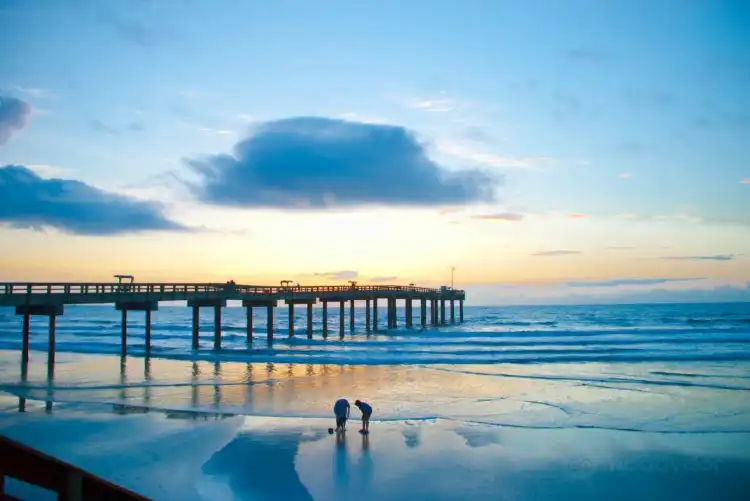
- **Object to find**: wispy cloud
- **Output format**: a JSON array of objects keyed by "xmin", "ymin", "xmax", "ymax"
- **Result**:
[
  {"xmin": 532, "ymin": 250, "xmax": 581, "ymax": 257},
  {"xmin": 471, "ymin": 212, "xmax": 523, "ymax": 222},
  {"xmin": 619, "ymin": 173, "xmax": 632, "ymax": 179},
  {"xmin": 567, "ymin": 213, "xmax": 589, "ymax": 219},
  {"xmin": 437, "ymin": 142, "xmax": 554, "ymax": 170},
  {"xmin": 409, "ymin": 98, "xmax": 457, "ymax": 112},
  {"xmin": 660, "ymin": 255, "xmax": 736, "ymax": 261},
  {"xmin": 0, "ymin": 96, "xmax": 32, "ymax": 145},
  {"xmin": 12, "ymin": 86, "xmax": 55, "ymax": 100},
  {"xmin": 566, "ymin": 277, "xmax": 705, "ymax": 287},
  {"xmin": 90, "ymin": 119, "xmax": 120, "ymax": 135},
  {"xmin": 369, "ymin": 276, "xmax": 398, "ymax": 283},
  {"xmin": 741, "ymin": 178, "xmax": 750, "ymax": 184},
  {"xmin": 300, "ymin": 270, "xmax": 359, "ymax": 281},
  {"xmin": 198, "ymin": 126, "xmax": 234, "ymax": 135},
  {"xmin": 605, "ymin": 246, "xmax": 635, "ymax": 251}
]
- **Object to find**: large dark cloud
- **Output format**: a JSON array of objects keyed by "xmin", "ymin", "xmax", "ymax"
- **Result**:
[
  {"xmin": 186, "ymin": 117, "xmax": 498, "ymax": 209},
  {"xmin": 0, "ymin": 96, "xmax": 32, "ymax": 145},
  {"xmin": 0, "ymin": 165, "xmax": 185, "ymax": 235}
]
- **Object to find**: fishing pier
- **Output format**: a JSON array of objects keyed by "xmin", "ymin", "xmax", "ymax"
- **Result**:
[{"xmin": 0, "ymin": 280, "xmax": 465, "ymax": 368}]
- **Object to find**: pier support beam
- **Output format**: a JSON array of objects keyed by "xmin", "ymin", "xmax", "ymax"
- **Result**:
[
  {"xmin": 349, "ymin": 300, "xmax": 355, "ymax": 332},
  {"xmin": 339, "ymin": 301, "xmax": 345, "ymax": 338},
  {"xmin": 405, "ymin": 299, "xmax": 413, "ymax": 329},
  {"xmin": 246, "ymin": 307, "xmax": 253, "ymax": 344},
  {"xmin": 15, "ymin": 304, "xmax": 63, "ymax": 382},
  {"xmin": 307, "ymin": 303, "xmax": 313, "ymax": 339},
  {"xmin": 214, "ymin": 304, "xmax": 222, "ymax": 350},
  {"xmin": 460, "ymin": 299, "xmax": 464, "ymax": 322},
  {"xmin": 322, "ymin": 302, "xmax": 329, "ymax": 338},
  {"xmin": 243, "ymin": 300, "xmax": 276, "ymax": 345},
  {"xmin": 116, "ymin": 300, "xmax": 158, "ymax": 354},
  {"xmin": 267, "ymin": 305, "xmax": 274, "ymax": 343},
  {"xmin": 187, "ymin": 299, "xmax": 226, "ymax": 350},
  {"xmin": 450, "ymin": 299, "xmax": 455, "ymax": 324},
  {"xmin": 373, "ymin": 299, "xmax": 378, "ymax": 332},
  {"xmin": 386, "ymin": 299, "xmax": 392, "ymax": 329},
  {"xmin": 288, "ymin": 303, "xmax": 295, "ymax": 337},
  {"xmin": 121, "ymin": 309, "xmax": 127, "ymax": 355},
  {"xmin": 192, "ymin": 305, "xmax": 199, "ymax": 349},
  {"xmin": 420, "ymin": 298, "xmax": 427, "ymax": 329},
  {"xmin": 440, "ymin": 299, "xmax": 446, "ymax": 325},
  {"xmin": 365, "ymin": 299, "xmax": 371, "ymax": 333},
  {"xmin": 392, "ymin": 298, "xmax": 398, "ymax": 329}
]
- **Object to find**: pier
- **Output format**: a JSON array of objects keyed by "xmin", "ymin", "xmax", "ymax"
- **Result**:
[{"xmin": 0, "ymin": 280, "xmax": 465, "ymax": 374}]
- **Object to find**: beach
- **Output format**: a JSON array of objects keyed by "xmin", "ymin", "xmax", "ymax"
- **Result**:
[{"xmin": 1, "ymin": 303, "xmax": 749, "ymax": 500}]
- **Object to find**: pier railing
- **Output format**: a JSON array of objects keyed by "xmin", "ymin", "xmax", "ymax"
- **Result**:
[{"xmin": 0, "ymin": 282, "xmax": 459, "ymax": 296}]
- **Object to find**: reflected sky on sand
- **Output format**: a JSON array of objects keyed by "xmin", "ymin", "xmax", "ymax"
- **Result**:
[{"xmin": 2, "ymin": 405, "xmax": 749, "ymax": 501}]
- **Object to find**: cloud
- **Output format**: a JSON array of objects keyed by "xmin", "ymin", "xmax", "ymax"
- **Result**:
[
  {"xmin": 566, "ymin": 278, "xmax": 705, "ymax": 288},
  {"xmin": 531, "ymin": 250, "xmax": 581, "ymax": 257},
  {"xmin": 186, "ymin": 117, "xmax": 497, "ymax": 209},
  {"xmin": 619, "ymin": 173, "xmax": 632, "ymax": 179},
  {"xmin": 660, "ymin": 255, "xmax": 736, "ymax": 261},
  {"xmin": 300, "ymin": 270, "xmax": 359, "ymax": 281},
  {"xmin": 12, "ymin": 86, "xmax": 55, "ymax": 100},
  {"xmin": 128, "ymin": 122, "xmax": 145, "ymax": 132},
  {"xmin": 567, "ymin": 213, "xmax": 589, "ymax": 219},
  {"xmin": 90, "ymin": 119, "xmax": 120, "ymax": 135},
  {"xmin": 0, "ymin": 96, "xmax": 32, "ymax": 145},
  {"xmin": 471, "ymin": 212, "xmax": 523, "ymax": 222},
  {"xmin": 0, "ymin": 165, "xmax": 186, "ymax": 235},
  {"xmin": 436, "ymin": 142, "xmax": 554, "ymax": 170},
  {"xmin": 605, "ymin": 246, "xmax": 635, "ymax": 251},
  {"xmin": 369, "ymin": 276, "xmax": 398, "ymax": 283},
  {"xmin": 741, "ymin": 179, "xmax": 750, "ymax": 184},
  {"xmin": 408, "ymin": 98, "xmax": 457, "ymax": 112},
  {"xmin": 98, "ymin": 7, "xmax": 157, "ymax": 46}
]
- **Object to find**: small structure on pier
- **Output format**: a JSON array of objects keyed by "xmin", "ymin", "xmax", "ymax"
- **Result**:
[{"xmin": 0, "ymin": 280, "xmax": 466, "ymax": 377}]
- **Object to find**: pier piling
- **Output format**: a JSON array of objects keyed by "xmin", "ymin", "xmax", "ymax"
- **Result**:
[
  {"xmin": 460, "ymin": 299, "xmax": 464, "ymax": 323},
  {"xmin": 365, "ymin": 299, "xmax": 371, "ymax": 333},
  {"xmin": 121, "ymin": 309, "xmax": 128, "ymax": 355},
  {"xmin": 420, "ymin": 299, "xmax": 427, "ymax": 329},
  {"xmin": 21, "ymin": 313, "xmax": 29, "ymax": 378},
  {"xmin": 192, "ymin": 305, "xmax": 199, "ymax": 349},
  {"xmin": 288, "ymin": 303, "xmax": 295, "ymax": 337},
  {"xmin": 440, "ymin": 299, "xmax": 446, "ymax": 325},
  {"xmin": 145, "ymin": 309, "xmax": 152, "ymax": 353},
  {"xmin": 246, "ymin": 307, "xmax": 253, "ymax": 344},
  {"xmin": 349, "ymin": 300, "xmax": 355, "ymax": 332},
  {"xmin": 373, "ymin": 299, "xmax": 378, "ymax": 332},
  {"xmin": 450, "ymin": 299, "xmax": 455, "ymax": 324},
  {"xmin": 307, "ymin": 303, "xmax": 313, "ymax": 339},
  {"xmin": 339, "ymin": 301, "xmax": 345, "ymax": 338},
  {"xmin": 322, "ymin": 301, "xmax": 329, "ymax": 338},
  {"xmin": 267, "ymin": 304, "xmax": 274, "ymax": 343},
  {"xmin": 214, "ymin": 304, "xmax": 222, "ymax": 350}
]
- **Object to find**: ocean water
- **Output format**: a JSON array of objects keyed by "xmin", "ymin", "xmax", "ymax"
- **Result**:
[{"xmin": 1, "ymin": 302, "xmax": 749, "ymax": 500}]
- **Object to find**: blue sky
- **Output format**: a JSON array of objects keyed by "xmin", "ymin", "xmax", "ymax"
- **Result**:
[{"xmin": 1, "ymin": 0, "xmax": 749, "ymax": 304}]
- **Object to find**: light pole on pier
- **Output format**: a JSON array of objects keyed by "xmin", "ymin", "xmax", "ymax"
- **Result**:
[{"xmin": 450, "ymin": 266, "xmax": 456, "ymax": 289}]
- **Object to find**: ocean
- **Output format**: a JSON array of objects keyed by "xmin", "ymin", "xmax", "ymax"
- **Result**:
[{"xmin": 1, "ymin": 302, "xmax": 749, "ymax": 500}]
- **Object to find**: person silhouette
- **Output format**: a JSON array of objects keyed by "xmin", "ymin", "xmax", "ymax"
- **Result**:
[{"xmin": 354, "ymin": 399, "xmax": 372, "ymax": 433}]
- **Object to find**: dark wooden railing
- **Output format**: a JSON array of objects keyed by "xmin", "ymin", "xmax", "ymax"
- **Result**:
[
  {"xmin": 0, "ymin": 282, "xmax": 462, "ymax": 296},
  {"xmin": 0, "ymin": 434, "xmax": 150, "ymax": 500}
]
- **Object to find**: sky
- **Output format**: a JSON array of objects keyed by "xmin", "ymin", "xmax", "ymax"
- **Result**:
[{"xmin": 1, "ymin": 0, "xmax": 749, "ymax": 305}]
